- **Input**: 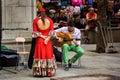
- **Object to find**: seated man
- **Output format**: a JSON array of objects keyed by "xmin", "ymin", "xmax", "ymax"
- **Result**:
[
  {"xmin": 54, "ymin": 20, "xmax": 84, "ymax": 71},
  {"xmin": 84, "ymin": 7, "xmax": 98, "ymax": 43}
]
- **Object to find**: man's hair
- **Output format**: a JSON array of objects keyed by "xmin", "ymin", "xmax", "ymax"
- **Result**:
[{"xmin": 68, "ymin": 20, "xmax": 74, "ymax": 27}]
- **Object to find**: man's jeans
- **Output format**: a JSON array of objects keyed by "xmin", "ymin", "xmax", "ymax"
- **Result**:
[{"xmin": 62, "ymin": 44, "xmax": 84, "ymax": 65}]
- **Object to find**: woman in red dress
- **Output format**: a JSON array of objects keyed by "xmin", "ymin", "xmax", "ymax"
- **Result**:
[{"xmin": 32, "ymin": 8, "xmax": 57, "ymax": 77}]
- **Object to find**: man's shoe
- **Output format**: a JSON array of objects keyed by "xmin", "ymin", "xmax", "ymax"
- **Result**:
[
  {"xmin": 68, "ymin": 59, "xmax": 72, "ymax": 68},
  {"xmin": 64, "ymin": 66, "xmax": 69, "ymax": 71}
]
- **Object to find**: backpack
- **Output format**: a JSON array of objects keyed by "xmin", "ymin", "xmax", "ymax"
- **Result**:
[{"xmin": 72, "ymin": 0, "xmax": 83, "ymax": 6}]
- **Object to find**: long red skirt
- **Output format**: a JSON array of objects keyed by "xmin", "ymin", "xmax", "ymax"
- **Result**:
[{"xmin": 33, "ymin": 38, "xmax": 57, "ymax": 77}]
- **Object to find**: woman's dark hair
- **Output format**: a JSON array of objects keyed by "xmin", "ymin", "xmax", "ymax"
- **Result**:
[
  {"xmin": 40, "ymin": 12, "xmax": 46, "ymax": 25},
  {"xmin": 68, "ymin": 20, "xmax": 74, "ymax": 27},
  {"xmin": 37, "ymin": 12, "xmax": 40, "ymax": 17}
]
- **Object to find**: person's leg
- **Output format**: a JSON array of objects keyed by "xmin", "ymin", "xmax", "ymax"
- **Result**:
[
  {"xmin": 95, "ymin": 27, "xmax": 98, "ymax": 33},
  {"xmin": 70, "ymin": 45, "xmax": 84, "ymax": 63},
  {"xmin": 84, "ymin": 25, "xmax": 90, "ymax": 38},
  {"xmin": 62, "ymin": 44, "xmax": 71, "ymax": 71},
  {"xmin": 62, "ymin": 44, "xmax": 70, "ymax": 65},
  {"xmin": 84, "ymin": 25, "xmax": 90, "ymax": 43}
]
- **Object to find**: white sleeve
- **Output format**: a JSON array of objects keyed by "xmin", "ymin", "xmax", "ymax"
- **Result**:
[{"xmin": 76, "ymin": 30, "xmax": 81, "ymax": 46}]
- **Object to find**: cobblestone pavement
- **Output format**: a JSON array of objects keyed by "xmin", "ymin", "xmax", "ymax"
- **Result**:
[{"xmin": 0, "ymin": 43, "xmax": 120, "ymax": 80}]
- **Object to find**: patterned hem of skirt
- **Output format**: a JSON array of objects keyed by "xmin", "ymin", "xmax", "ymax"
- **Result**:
[{"xmin": 33, "ymin": 57, "xmax": 57, "ymax": 77}]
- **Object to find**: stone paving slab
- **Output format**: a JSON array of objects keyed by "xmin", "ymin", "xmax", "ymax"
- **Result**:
[
  {"xmin": 50, "ymin": 74, "xmax": 120, "ymax": 80},
  {"xmin": 0, "ymin": 43, "xmax": 120, "ymax": 80}
]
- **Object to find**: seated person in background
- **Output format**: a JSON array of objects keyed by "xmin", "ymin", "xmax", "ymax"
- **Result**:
[
  {"xmin": 114, "ymin": 1, "xmax": 120, "ymax": 16},
  {"xmin": 57, "ymin": 9, "xmax": 67, "ymax": 28},
  {"xmin": 49, "ymin": 9, "xmax": 56, "ymax": 23},
  {"xmin": 54, "ymin": 20, "xmax": 84, "ymax": 71},
  {"xmin": 65, "ymin": 2, "xmax": 74, "ymax": 22},
  {"xmin": 84, "ymin": 7, "xmax": 98, "ymax": 43}
]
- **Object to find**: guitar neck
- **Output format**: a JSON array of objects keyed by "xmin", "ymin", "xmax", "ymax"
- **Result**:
[{"xmin": 64, "ymin": 38, "xmax": 81, "ymax": 41}]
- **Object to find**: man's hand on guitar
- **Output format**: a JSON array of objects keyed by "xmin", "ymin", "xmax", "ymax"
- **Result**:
[
  {"xmin": 55, "ymin": 35, "xmax": 63, "ymax": 42},
  {"xmin": 58, "ymin": 37, "xmax": 63, "ymax": 42},
  {"xmin": 73, "ymin": 39, "xmax": 79, "ymax": 46}
]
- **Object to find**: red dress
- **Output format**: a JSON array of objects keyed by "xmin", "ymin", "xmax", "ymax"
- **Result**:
[{"xmin": 32, "ymin": 17, "xmax": 57, "ymax": 77}]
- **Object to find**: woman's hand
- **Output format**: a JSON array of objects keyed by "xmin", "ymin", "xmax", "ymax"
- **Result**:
[
  {"xmin": 32, "ymin": 32, "xmax": 40, "ymax": 38},
  {"xmin": 32, "ymin": 33, "xmax": 37, "ymax": 38},
  {"xmin": 44, "ymin": 36, "xmax": 50, "ymax": 45},
  {"xmin": 40, "ymin": 35, "xmax": 47, "ymax": 39}
]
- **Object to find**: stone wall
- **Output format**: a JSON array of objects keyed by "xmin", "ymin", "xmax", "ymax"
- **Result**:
[
  {"xmin": 81, "ymin": 27, "xmax": 120, "ymax": 44},
  {"xmin": 1, "ymin": 0, "xmax": 36, "ymax": 40}
]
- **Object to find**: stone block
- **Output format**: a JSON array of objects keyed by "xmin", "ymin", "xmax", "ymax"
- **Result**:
[
  {"xmin": 5, "ymin": 0, "xmax": 18, "ymax": 6},
  {"xmin": 11, "ymin": 7, "xmax": 26, "ymax": 22}
]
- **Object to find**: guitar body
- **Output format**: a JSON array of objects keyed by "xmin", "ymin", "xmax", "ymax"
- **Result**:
[{"xmin": 53, "ymin": 32, "xmax": 72, "ymax": 47}]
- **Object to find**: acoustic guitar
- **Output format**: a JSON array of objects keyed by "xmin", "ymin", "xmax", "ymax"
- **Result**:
[{"xmin": 52, "ymin": 32, "xmax": 81, "ymax": 47}]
